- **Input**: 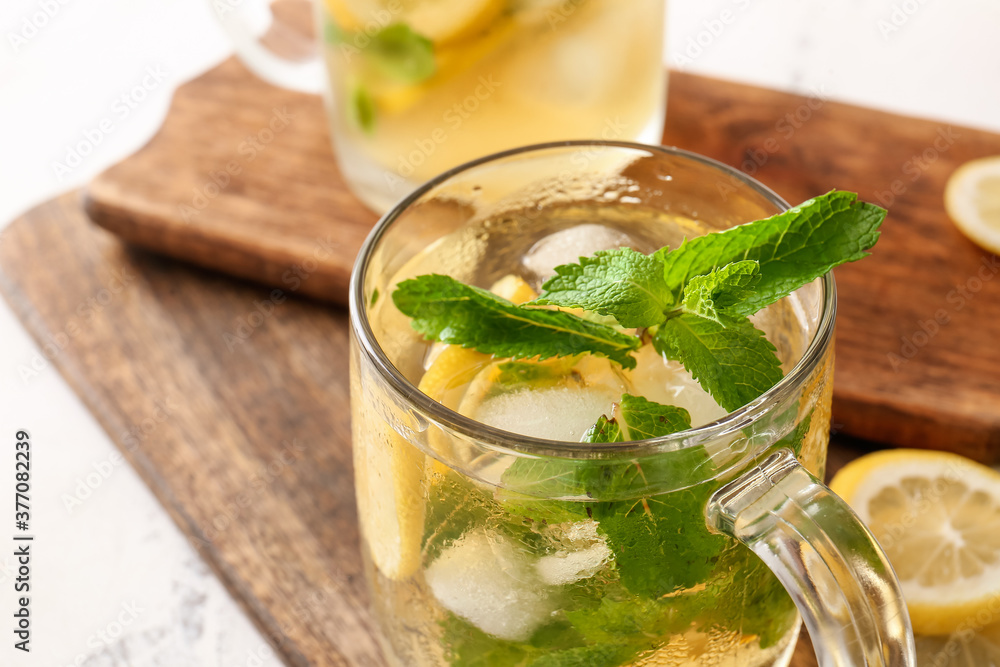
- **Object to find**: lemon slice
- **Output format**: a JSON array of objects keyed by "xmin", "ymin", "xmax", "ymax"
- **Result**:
[
  {"xmin": 405, "ymin": 0, "xmax": 505, "ymax": 46},
  {"xmin": 359, "ymin": 274, "xmax": 537, "ymax": 580},
  {"xmin": 945, "ymin": 156, "xmax": 1000, "ymax": 254},
  {"xmin": 323, "ymin": 0, "xmax": 363, "ymax": 30},
  {"xmin": 353, "ymin": 413, "xmax": 426, "ymax": 580},
  {"xmin": 830, "ymin": 449, "xmax": 1000, "ymax": 635}
]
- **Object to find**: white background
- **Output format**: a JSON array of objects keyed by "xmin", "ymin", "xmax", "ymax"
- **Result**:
[{"xmin": 1, "ymin": 0, "xmax": 999, "ymax": 664}]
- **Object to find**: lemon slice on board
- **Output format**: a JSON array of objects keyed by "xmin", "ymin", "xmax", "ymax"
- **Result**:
[
  {"xmin": 830, "ymin": 449, "xmax": 1000, "ymax": 635},
  {"xmin": 945, "ymin": 156, "xmax": 1000, "ymax": 254}
]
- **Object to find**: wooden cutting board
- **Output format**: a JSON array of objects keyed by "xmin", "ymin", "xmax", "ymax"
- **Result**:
[
  {"xmin": 1, "ymin": 191, "xmax": 853, "ymax": 666},
  {"xmin": 83, "ymin": 58, "xmax": 1000, "ymax": 460}
]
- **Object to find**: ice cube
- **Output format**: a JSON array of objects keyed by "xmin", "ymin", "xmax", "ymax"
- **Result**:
[
  {"xmin": 536, "ymin": 521, "xmax": 612, "ymax": 586},
  {"xmin": 425, "ymin": 530, "xmax": 556, "ymax": 642},
  {"xmin": 474, "ymin": 384, "xmax": 618, "ymax": 442},
  {"xmin": 521, "ymin": 224, "xmax": 633, "ymax": 283},
  {"xmin": 625, "ymin": 345, "xmax": 727, "ymax": 429}
]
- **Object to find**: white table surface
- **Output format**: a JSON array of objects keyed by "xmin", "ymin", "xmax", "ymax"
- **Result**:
[{"xmin": 1, "ymin": 0, "xmax": 998, "ymax": 664}]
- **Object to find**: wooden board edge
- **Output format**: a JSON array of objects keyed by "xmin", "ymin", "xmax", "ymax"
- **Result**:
[
  {"xmin": 0, "ymin": 194, "xmax": 310, "ymax": 667},
  {"xmin": 82, "ymin": 190, "xmax": 352, "ymax": 305},
  {"xmin": 833, "ymin": 390, "xmax": 1000, "ymax": 463}
]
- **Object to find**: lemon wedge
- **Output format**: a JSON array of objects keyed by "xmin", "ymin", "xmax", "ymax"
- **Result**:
[
  {"xmin": 353, "ymin": 410, "xmax": 427, "ymax": 580},
  {"xmin": 358, "ymin": 274, "xmax": 538, "ymax": 580},
  {"xmin": 830, "ymin": 449, "xmax": 1000, "ymax": 635},
  {"xmin": 945, "ymin": 156, "xmax": 1000, "ymax": 254}
]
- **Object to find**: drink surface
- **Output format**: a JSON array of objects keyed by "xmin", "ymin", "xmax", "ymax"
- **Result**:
[
  {"xmin": 352, "ymin": 201, "xmax": 833, "ymax": 666},
  {"xmin": 321, "ymin": 0, "xmax": 665, "ymax": 209}
]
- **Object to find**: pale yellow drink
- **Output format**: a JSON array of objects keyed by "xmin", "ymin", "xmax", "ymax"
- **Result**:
[{"xmin": 321, "ymin": 0, "xmax": 666, "ymax": 210}]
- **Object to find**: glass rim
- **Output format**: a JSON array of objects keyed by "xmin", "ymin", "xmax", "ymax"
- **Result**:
[{"xmin": 349, "ymin": 140, "xmax": 837, "ymax": 458}]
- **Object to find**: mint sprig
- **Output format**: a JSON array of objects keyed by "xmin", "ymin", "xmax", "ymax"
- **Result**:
[
  {"xmin": 394, "ymin": 191, "xmax": 884, "ymax": 416},
  {"xmin": 654, "ymin": 190, "xmax": 883, "ymax": 316},
  {"xmin": 392, "ymin": 275, "xmax": 641, "ymax": 369}
]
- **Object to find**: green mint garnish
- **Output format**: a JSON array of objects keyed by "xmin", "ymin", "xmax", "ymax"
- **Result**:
[
  {"xmin": 654, "ymin": 190, "xmax": 884, "ymax": 316},
  {"xmin": 532, "ymin": 248, "xmax": 672, "ymax": 329},
  {"xmin": 679, "ymin": 259, "xmax": 761, "ymax": 324},
  {"xmin": 581, "ymin": 395, "xmax": 691, "ymax": 443},
  {"xmin": 367, "ymin": 23, "xmax": 436, "ymax": 83},
  {"xmin": 619, "ymin": 394, "xmax": 691, "ymax": 440},
  {"xmin": 349, "ymin": 83, "xmax": 376, "ymax": 134},
  {"xmin": 581, "ymin": 415, "xmax": 624, "ymax": 444},
  {"xmin": 400, "ymin": 191, "xmax": 883, "ymax": 412},
  {"xmin": 652, "ymin": 312, "xmax": 783, "ymax": 413},
  {"xmin": 392, "ymin": 275, "xmax": 641, "ymax": 369}
]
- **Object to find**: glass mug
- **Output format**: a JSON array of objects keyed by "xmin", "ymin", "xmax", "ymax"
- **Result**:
[
  {"xmin": 349, "ymin": 142, "xmax": 916, "ymax": 666},
  {"xmin": 213, "ymin": 0, "xmax": 666, "ymax": 212}
]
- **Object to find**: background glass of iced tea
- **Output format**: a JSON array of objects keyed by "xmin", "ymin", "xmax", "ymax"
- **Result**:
[
  {"xmin": 213, "ymin": 0, "xmax": 666, "ymax": 212},
  {"xmin": 349, "ymin": 143, "xmax": 916, "ymax": 667}
]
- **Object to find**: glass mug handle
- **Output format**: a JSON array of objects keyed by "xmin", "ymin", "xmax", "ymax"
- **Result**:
[
  {"xmin": 707, "ymin": 449, "xmax": 916, "ymax": 667},
  {"xmin": 212, "ymin": 0, "xmax": 323, "ymax": 94}
]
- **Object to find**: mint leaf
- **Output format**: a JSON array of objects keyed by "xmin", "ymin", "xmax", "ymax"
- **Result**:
[
  {"xmin": 367, "ymin": 23, "xmax": 435, "ymax": 83},
  {"xmin": 698, "ymin": 547, "xmax": 797, "ymax": 648},
  {"xmin": 680, "ymin": 260, "xmax": 760, "ymax": 323},
  {"xmin": 393, "ymin": 275, "xmax": 641, "ymax": 369},
  {"xmin": 573, "ymin": 422, "xmax": 727, "ymax": 597},
  {"xmin": 656, "ymin": 191, "xmax": 885, "ymax": 316},
  {"xmin": 494, "ymin": 359, "xmax": 576, "ymax": 388},
  {"xmin": 349, "ymin": 83, "xmax": 376, "ymax": 134},
  {"xmin": 563, "ymin": 595, "xmax": 695, "ymax": 647},
  {"xmin": 440, "ymin": 614, "xmax": 535, "ymax": 667},
  {"xmin": 653, "ymin": 313, "xmax": 783, "ymax": 413},
  {"xmin": 619, "ymin": 394, "xmax": 691, "ymax": 440},
  {"xmin": 594, "ymin": 482, "xmax": 729, "ymax": 598},
  {"xmin": 581, "ymin": 396, "xmax": 690, "ymax": 444},
  {"xmin": 582, "ymin": 415, "xmax": 624, "ymax": 444},
  {"xmin": 534, "ymin": 248, "xmax": 672, "ymax": 328},
  {"xmin": 528, "ymin": 643, "xmax": 633, "ymax": 667}
]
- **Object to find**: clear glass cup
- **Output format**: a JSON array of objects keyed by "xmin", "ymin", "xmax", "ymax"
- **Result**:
[
  {"xmin": 349, "ymin": 142, "xmax": 916, "ymax": 667},
  {"xmin": 213, "ymin": 0, "xmax": 666, "ymax": 212}
]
